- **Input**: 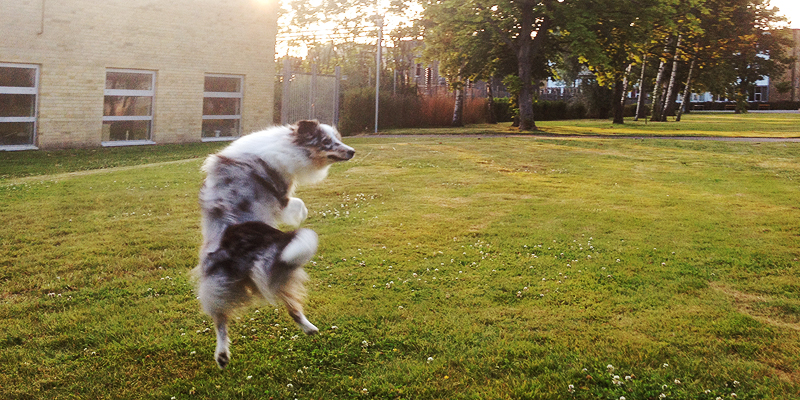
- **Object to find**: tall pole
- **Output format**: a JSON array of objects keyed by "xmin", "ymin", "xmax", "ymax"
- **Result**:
[
  {"xmin": 374, "ymin": 16, "xmax": 383, "ymax": 134},
  {"xmin": 281, "ymin": 58, "xmax": 290, "ymax": 125}
]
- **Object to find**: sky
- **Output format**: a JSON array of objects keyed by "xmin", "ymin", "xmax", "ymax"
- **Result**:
[{"xmin": 771, "ymin": 0, "xmax": 800, "ymax": 28}]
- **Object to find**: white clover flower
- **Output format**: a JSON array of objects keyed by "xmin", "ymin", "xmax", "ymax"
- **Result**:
[
  {"xmin": 663, "ymin": 363, "xmax": 669, "ymax": 368},
  {"xmin": 607, "ymin": 364, "xmax": 614, "ymax": 371},
  {"xmin": 427, "ymin": 357, "xmax": 434, "ymax": 363},
  {"xmin": 733, "ymin": 380, "xmax": 739, "ymax": 387},
  {"xmin": 659, "ymin": 394, "xmax": 666, "ymax": 399},
  {"xmin": 731, "ymin": 394, "xmax": 737, "ymax": 398},
  {"xmin": 287, "ymin": 383, "xmax": 293, "ymax": 389},
  {"xmin": 674, "ymin": 379, "xmax": 681, "ymax": 385},
  {"xmin": 568, "ymin": 384, "xmax": 575, "ymax": 393},
  {"xmin": 247, "ymin": 375, "xmax": 252, "ymax": 380}
]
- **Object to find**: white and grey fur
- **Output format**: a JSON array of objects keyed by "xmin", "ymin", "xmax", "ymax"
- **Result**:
[
  {"xmin": 194, "ymin": 120, "xmax": 354, "ymax": 368},
  {"xmin": 197, "ymin": 221, "xmax": 318, "ymax": 369}
]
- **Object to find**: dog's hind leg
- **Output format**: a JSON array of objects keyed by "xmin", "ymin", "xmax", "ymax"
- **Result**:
[
  {"xmin": 280, "ymin": 291, "xmax": 319, "ymax": 335},
  {"xmin": 212, "ymin": 313, "xmax": 231, "ymax": 369}
]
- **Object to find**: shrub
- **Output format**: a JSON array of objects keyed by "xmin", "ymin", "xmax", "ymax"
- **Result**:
[
  {"xmin": 418, "ymin": 95, "xmax": 456, "ymax": 127},
  {"xmin": 338, "ymin": 89, "xmax": 490, "ymax": 135},
  {"xmin": 492, "ymin": 97, "xmax": 515, "ymax": 122},
  {"xmin": 624, "ymin": 103, "xmax": 650, "ymax": 118},
  {"xmin": 339, "ymin": 88, "xmax": 377, "ymax": 135},
  {"xmin": 579, "ymin": 79, "xmax": 614, "ymax": 119},
  {"xmin": 464, "ymin": 98, "xmax": 489, "ymax": 125},
  {"xmin": 566, "ymin": 100, "xmax": 588, "ymax": 119}
]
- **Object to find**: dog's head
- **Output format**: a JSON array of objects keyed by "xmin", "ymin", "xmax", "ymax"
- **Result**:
[{"xmin": 292, "ymin": 120, "xmax": 355, "ymax": 166}]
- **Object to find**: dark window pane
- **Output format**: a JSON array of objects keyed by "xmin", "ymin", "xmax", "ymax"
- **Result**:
[
  {"xmin": 204, "ymin": 76, "xmax": 241, "ymax": 92},
  {"xmin": 104, "ymin": 96, "xmax": 152, "ymax": 116},
  {"xmin": 202, "ymin": 119, "xmax": 240, "ymax": 138},
  {"xmin": 0, "ymin": 67, "xmax": 36, "ymax": 87},
  {"xmin": 0, "ymin": 122, "xmax": 35, "ymax": 145},
  {"xmin": 106, "ymin": 72, "xmax": 152, "ymax": 90},
  {"xmin": 0, "ymin": 94, "xmax": 36, "ymax": 117},
  {"xmin": 203, "ymin": 97, "xmax": 240, "ymax": 115},
  {"xmin": 102, "ymin": 120, "xmax": 150, "ymax": 141}
]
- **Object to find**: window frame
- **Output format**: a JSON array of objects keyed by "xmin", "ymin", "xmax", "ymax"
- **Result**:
[
  {"xmin": 202, "ymin": 74, "xmax": 244, "ymax": 142},
  {"xmin": 102, "ymin": 68, "xmax": 156, "ymax": 147},
  {"xmin": 0, "ymin": 63, "xmax": 40, "ymax": 150}
]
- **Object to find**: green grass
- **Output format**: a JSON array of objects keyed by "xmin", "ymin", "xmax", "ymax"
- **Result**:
[
  {"xmin": 2, "ymin": 118, "xmax": 799, "ymax": 399},
  {"xmin": 382, "ymin": 112, "xmax": 800, "ymax": 138}
]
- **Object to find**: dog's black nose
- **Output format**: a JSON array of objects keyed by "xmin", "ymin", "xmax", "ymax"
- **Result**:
[{"xmin": 345, "ymin": 149, "xmax": 355, "ymax": 159}]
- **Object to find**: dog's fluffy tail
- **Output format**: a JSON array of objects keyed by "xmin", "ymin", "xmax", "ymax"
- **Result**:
[{"xmin": 280, "ymin": 228, "xmax": 318, "ymax": 266}]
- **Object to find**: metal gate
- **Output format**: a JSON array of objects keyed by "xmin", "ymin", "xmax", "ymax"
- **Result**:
[{"xmin": 280, "ymin": 60, "xmax": 341, "ymax": 127}]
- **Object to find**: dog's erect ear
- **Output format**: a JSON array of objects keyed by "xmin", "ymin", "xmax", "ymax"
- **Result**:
[{"xmin": 295, "ymin": 120, "xmax": 320, "ymax": 137}]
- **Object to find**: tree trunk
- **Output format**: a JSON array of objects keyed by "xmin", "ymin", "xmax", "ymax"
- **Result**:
[
  {"xmin": 634, "ymin": 54, "xmax": 648, "ymax": 121},
  {"xmin": 613, "ymin": 64, "xmax": 632, "ymax": 124},
  {"xmin": 487, "ymin": 79, "xmax": 497, "ymax": 124},
  {"xmin": 517, "ymin": 5, "xmax": 536, "ymax": 130},
  {"xmin": 675, "ymin": 58, "xmax": 695, "ymax": 122},
  {"xmin": 452, "ymin": 86, "xmax": 465, "ymax": 127},
  {"xmin": 650, "ymin": 58, "xmax": 667, "ymax": 121},
  {"xmin": 612, "ymin": 79, "xmax": 626, "ymax": 124},
  {"xmin": 660, "ymin": 35, "xmax": 682, "ymax": 122},
  {"xmin": 516, "ymin": 5, "xmax": 552, "ymax": 131}
]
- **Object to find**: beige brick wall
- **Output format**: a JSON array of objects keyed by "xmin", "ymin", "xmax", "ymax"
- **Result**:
[{"xmin": 0, "ymin": 0, "xmax": 277, "ymax": 149}]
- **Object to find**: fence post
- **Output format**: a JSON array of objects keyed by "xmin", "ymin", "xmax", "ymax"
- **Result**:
[
  {"xmin": 281, "ymin": 58, "xmax": 290, "ymax": 125},
  {"xmin": 310, "ymin": 63, "xmax": 317, "ymax": 120},
  {"xmin": 334, "ymin": 66, "xmax": 341, "ymax": 128}
]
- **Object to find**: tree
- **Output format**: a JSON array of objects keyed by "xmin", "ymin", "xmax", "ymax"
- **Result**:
[
  {"xmin": 561, "ymin": 0, "xmax": 706, "ymax": 124},
  {"xmin": 421, "ymin": 0, "xmax": 559, "ymax": 131},
  {"xmin": 421, "ymin": 1, "xmax": 497, "ymax": 126},
  {"xmin": 689, "ymin": 0, "xmax": 792, "ymax": 113}
]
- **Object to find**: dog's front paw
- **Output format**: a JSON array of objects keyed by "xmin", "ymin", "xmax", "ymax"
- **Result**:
[{"xmin": 282, "ymin": 197, "xmax": 308, "ymax": 227}]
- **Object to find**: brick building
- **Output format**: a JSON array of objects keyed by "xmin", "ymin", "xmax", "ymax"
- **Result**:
[{"xmin": 0, "ymin": 0, "xmax": 278, "ymax": 150}]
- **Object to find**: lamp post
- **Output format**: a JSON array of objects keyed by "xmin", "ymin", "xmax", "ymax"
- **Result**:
[{"xmin": 374, "ymin": 15, "xmax": 383, "ymax": 134}]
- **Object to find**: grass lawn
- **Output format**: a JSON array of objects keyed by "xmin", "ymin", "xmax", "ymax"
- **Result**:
[
  {"xmin": 1, "ymin": 118, "xmax": 799, "ymax": 399},
  {"xmin": 382, "ymin": 112, "xmax": 800, "ymax": 138}
]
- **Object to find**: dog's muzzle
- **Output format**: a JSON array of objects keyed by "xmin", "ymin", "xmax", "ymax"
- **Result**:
[{"xmin": 328, "ymin": 147, "xmax": 355, "ymax": 161}]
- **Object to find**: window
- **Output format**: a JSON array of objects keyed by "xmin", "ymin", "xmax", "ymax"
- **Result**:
[
  {"xmin": 203, "ymin": 74, "xmax": 243, "ymax": 140},
  {"xmin": 103, "ymin": 69, "xmax": 155, "ymax": 145},
  {"xmin": 0, "ymin": 63, "xmax": 39, "ymax": 149}
]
